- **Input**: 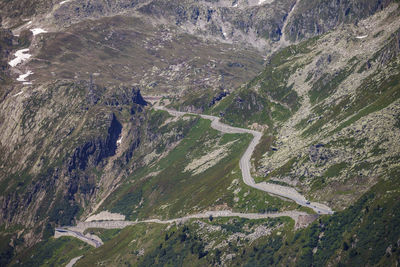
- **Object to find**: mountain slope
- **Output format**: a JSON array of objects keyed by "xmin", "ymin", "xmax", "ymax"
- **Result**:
[
  {"xmin": 208, "ymin": 3, "xmax": 400, "ymax": 211},
  {"xmin": 0, "ymin": 0, "xmax": 400, "ymax": 266}
]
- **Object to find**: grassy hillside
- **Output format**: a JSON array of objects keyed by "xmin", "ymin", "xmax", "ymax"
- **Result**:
[
  {"xmin": 10, "ymin": 237, "xmax": 91, "ymax": 267},
  {"xmin": 29, "ymin": 169, "xmax": 400, "ymax": 266},
  {"xmin": 100, "ymin": 113, "xmax": 303, "ymax": 220}
]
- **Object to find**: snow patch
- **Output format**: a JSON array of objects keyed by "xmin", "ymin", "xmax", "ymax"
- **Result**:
[
  {"xmin": 117, "ymin": 136, "xmax": 123, "ymax": 145},
  {"xmin": 8, "ymin": 49, "xmax": 31, "ymax": 67},
  {"xmin": 30, "ymin": 28, "xmax": 47, "ymax": 36},
  {"xmin": 356, "ymin": 35, "xmax": 368, "ymax": 39},
  {"xmin": 17, "ymin": 70, "xmax": 33, "ymax": 82},
  {"xmin": 60, "ymin": 0, "xmax": 71, "ymax": 6},
  {"xmin": 257, "ymin": 0, "xmax": 275, "ymax": 5},
  {"xmin": 60, "ymin": 0, "xmax": 72, "ymax": 5}
]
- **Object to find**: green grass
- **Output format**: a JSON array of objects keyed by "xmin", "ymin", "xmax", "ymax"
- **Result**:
[
  {"xmin": 310, "ymin": 162, "xmax": 348, "ymax": 192},
  {"xmin": 263, "ymin": 157, "xmax": 298, "ymax": 181},
  {"xmin": 102, "ymin": 113, "xmax": 304, "ymax": 220},
  {"xmin": 102, "ymin": 117, "xmax": 254, "ymax": 220},
  {"xmin": 252, "ymin": 134, "xmax": 274, "ymax": 170},
  {"xmin": 275, "ymin": 167, "xmax": 400, "ymax": 266},
  {"xmin": 11, "ymin": 237, "xmax": 91, "ymax": 267},
  {"xmin": 231, "ymin": 166, "xmax": 303, "ymax": 213},
  {"xmin": 304, "ymin": 61, "xmax": 400, "ymax": 138},
  {"xmin": 36, "ymin": 171, "xmax": 400, "ymax": 267},
  {"xmin": 211, "ymin": 89, "xmax": 273, "ymax": 128},
  {"xmin": 76, "ymin": 217, "xmax": 293, "ymax": 266},
  {"xmin": 324, "ymin": 162, "xmax": 348, "ymax": 178},
  {"xmin": 333, "ymin": 80, "xmax": 400, "ymax": 134},
  {"xmin": 208, "ymin": 35, "xmax": 321, "ymax": 129},
  {"xmin": 84, "ymin": 228, "xmax": 122, "ymax": 242}
]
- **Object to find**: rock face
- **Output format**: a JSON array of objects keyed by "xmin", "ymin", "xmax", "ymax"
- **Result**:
[
  {"xmin": 285, "ymin": 0, "xmax": 394, "ymax": 42},
  {"xmin": 1, "ymin": 0, "xmax": 390, "ymax": 51},
  {"xmin": 295, "ymin": 214, "xmax": 319, "ymax": 229},
  {"xmin": 0, "ymin": 81, "xmax": 148, "ymax": 247}
]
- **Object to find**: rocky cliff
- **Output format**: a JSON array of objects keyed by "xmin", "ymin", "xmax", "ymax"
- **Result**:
[{"xmin": 0, "ymin": 82, "xmax": 149, "ymax": 247}]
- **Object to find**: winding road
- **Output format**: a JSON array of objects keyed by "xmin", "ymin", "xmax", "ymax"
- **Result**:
[
  {"xmin": 55, "ymin": 210, "xmax": 311, "ymax": 248},
  {"xmin": 155, "ymin": 106, "xmax": 333, "ymax": 215},
  {"xmin": 55, "ymin": 228, "xmax": 103, "ymax": 248},
  {"xmin": 54, "ymin": 103, "xmax": 333, "ymax": 250}
]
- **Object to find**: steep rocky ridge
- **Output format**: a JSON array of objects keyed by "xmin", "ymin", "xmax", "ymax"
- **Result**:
[
  {"xmin": 285, "ymin": 0, "xmax": 394, "ymax": 42},
  {"xmin": 3, "ymin": 0, "xmax": 393, "ymax": 52},
  {"xmin": 0, "ymin": 81, "xmax": 151, "ymax": 248}
]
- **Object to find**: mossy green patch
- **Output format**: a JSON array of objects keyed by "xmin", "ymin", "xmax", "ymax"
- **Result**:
[{"xmin": 12, "ymin": 237, "xmax": 91, "ymax": 267}]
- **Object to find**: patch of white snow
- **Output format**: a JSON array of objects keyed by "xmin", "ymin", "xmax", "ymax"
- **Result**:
[
  {"xmin": 30, "ymin": 28, "xmax": 47, "ymax": 36},
  {"xmin": 8, "ymin": 49, "xmax": 31, "ymax": 67},
  {"xmin": 17, "ymin": 70, "xmax": 33, "ymax": 82},
  {"xmin": 356, "ymin": 35, "xmax": 368, "ymax": 39},
  {"xmin": 117, "ymin": 136, "xmax": 123, "ymax": 145},
  {"xmin": 60, "ymin": 0, "xmax": 72, "ymax": 5}
]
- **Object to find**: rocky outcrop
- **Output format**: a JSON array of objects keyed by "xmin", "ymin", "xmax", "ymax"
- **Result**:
[
  {"xmin": 208, "ymin": 91, "xmax": 229, "ymax": 107},
  {"xmin": 286, "ymin": 0, "xmax": 394, "ymax": 42},
  {"xmin": 68, "ymin": 113, "xmax": 122, "ymax": 172},
  {"xmin": 375, "ymin": 28, "xmax": 400, "ymax": 66},
  {"xmin": 0, "ymin": 81, "xmax": 149, "ymax": 250}
]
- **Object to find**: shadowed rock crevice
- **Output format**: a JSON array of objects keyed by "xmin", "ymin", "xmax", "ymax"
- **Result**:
[{"xmin": 68, "ymin": 114, "xmax": 122, "ymax": 172}]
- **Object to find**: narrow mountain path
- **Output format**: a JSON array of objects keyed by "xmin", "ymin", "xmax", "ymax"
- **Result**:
[{"xmin": 155, "ymin": 106, "xmax": 333, "ymax": 215}]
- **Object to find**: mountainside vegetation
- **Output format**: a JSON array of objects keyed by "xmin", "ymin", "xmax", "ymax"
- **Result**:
[{"xmin": 0, "ymin": 0, "xmax": 399, "ymax": 266}]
